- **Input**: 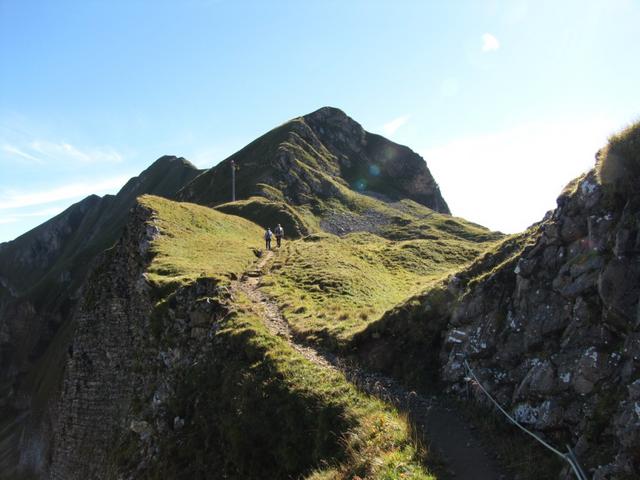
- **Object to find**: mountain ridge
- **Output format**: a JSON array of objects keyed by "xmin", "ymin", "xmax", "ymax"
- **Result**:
[{"xmin": 179, "ymin": 106, "xmax": 450, "ymax": 215}]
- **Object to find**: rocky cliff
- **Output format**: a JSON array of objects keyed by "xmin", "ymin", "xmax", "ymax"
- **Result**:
[
  {"xmin": 355, "ymin": 123, "xmax": 640, "ymax": 479},
  {"xmin": 50, "ymin": 203, "xmax": 158, "ymax": 479},
  {"xmin": 0, "ymin": 156, "xmax": 201, "ymax": 479}
]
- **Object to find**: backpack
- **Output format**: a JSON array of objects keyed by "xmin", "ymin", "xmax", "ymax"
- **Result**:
[{"xmin": 264, "ymin": 230, "xmax": 272, "ymax": 240}]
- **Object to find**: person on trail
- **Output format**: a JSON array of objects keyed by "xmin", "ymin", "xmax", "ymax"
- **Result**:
[
  {"xmin": 264, "ymin": 228, "xmax": 273, "ymax": 250},
  {"xmin": 274, "ymin": 223, "xmax": 284, "ymax": 248}
]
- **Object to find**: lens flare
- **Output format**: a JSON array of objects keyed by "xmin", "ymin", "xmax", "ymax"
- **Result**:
[
  {"xmin": 369, "ymin": 164, "xmax": 381, "ymax": 176},
  {"xmin": 354, "ymin": 179, "xmax": 367, "ymax": 191}
]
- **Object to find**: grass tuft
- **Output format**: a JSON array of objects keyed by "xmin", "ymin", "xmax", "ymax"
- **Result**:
[{"xmin": 597, "ymin": 119, "xmax": 640, "ymax": 196}]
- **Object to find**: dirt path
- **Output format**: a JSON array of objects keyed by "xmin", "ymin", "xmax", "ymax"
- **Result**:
[{"xmin": 233, "ymin": 251, "xmax": 507, "ymax": 480}]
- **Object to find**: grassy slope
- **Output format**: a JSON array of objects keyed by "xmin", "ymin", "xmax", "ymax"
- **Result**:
[
  {"xmin": 139, "ymin": 195, "xmax": 263, "ymax": 289},
  {"xmin": 126, "ymin": 195, "xmax": 433, "ymax": 480},
  {"xmin": 262, "ymin": 232, "xmax": 488, "ymax": 348},
  {"xmin": 259, "ymin": 191, "xmax": 500, "ymax": 348},
  {"xmin": 215, "ymin": 196, "xmax": 312, "ymax": 238}
]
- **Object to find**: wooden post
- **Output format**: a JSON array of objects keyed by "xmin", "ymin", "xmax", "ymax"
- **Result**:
[{"xmin": 231, "ymin": 159, "xmax": 236, "ymax": 202}]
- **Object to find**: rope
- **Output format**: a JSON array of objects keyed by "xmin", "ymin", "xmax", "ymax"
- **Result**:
[{"xmin": 463, "ymin": 359, "xmax": 589, "ymax": 480}]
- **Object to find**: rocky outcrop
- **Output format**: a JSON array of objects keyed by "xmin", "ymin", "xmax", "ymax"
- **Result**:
[
  {"xmin": 304, "ymin": 107, "xmax": 450, "ymax": 213},
  {"xmin": 439, "ymin": 169, "xmax": 639, "ymax": 478}
]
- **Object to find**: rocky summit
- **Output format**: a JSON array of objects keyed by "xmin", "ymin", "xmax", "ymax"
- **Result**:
[{"xmin": 0, "ymin": 109, "xmax": 638, "ymax": 480}]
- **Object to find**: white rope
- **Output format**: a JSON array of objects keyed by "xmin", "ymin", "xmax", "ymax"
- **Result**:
[{"xmin": 463, "ymin": 359, "xmax": 589, "ymax": 480}]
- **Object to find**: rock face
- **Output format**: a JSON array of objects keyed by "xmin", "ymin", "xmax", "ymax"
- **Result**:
[
  {"xmin": 48, "ymin": 204, "xmax": 232, "ymax": 479},
  {"xmin": 0, "ymin": 156, "xmax": 201, "ymax": 478},
  {"xmin": 50, "ymin": 205, "xmax": 157, "ymax": 479},
  {"xmin": 443, "ymin": 171, "xmax": 639, "ymax": 478},
  {"xmin": 357, "ymin": 116, "xmax": 640, "ymax": 479},
  {"xmin": 179, "ymin": 106, "xmax": 450, "ymax": 215}
]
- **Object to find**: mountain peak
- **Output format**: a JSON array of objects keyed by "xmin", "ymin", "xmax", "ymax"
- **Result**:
[
  {"xmin": 302, "ymin": 106, "xmax": 350, "ymax": 122},
  {"xmin": 179, "ymin": 107, "xmax": 450, "ymax": 215},
  {"xmin": 149, "ymin": 155, "xmax": 196, "ymax": 170}
]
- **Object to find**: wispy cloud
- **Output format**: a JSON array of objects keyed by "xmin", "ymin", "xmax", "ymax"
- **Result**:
[
  {"xmin": 0, "ymin": 206, "xmax": 66, "ymax": 224},
  {"xmin": 0, "ymin": 175, "xmax": 131, "ymax": 210},
  {"xmin": 1, "ymin": 140, "xmax": 123, "ymax": 165},
  {"xmin": 481, "ymin": 33, "xmax": 500, "ymax": 52},
  {"xmin": 30, "ymin": 140, "xmax": 123, "ymax": 163},
  {"xmin": 382, "ymin": 115, "xmax": 410, "ymax": 136},
  {"xmin": 1, "ymin": 144, "xmax": 44, "ymax": 164}
]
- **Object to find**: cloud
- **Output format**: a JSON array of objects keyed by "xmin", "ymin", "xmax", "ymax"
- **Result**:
[
  {"xmin": 382, "ymin": 115, "xmax": 410, "ymax": 136},
  {"xmin": 481, "ymin": 33, "xmax": 500, "ymax": 52},
  {"xmin": 30, "ymin": 140, "xmax": 123, "ymax": 163},
  {"xmin": 0, "ymin": 206, "xmax": 66, "ymax": 224},
  {"xmin": 420, "ymin": 116, "xmax": 617, "ymax": 233},
  {"xmin": 1, "ymin": 144, "xmax": 44, "ymax": 164},
  {"xmin": 0, "ymin": 175, "xmax": 131, "ymax": 210},
  {"xmin": 0, "ymin": 139, "xmax": 123, "ymax": 165}
]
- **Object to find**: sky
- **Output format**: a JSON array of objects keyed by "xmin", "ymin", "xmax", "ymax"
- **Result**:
[{"xmin": 1, "ymin": 0, "xmax": 639, "ymax": 242}]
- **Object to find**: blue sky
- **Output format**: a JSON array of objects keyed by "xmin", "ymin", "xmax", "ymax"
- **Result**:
[{"xmin": 1, "ymin": 0, "xmax": 638, "ymax": 242}]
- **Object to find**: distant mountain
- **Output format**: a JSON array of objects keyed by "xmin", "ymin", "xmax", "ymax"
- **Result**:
[
  {"xmin": 0, "ymin": 156, "xmax": 200, "ymax": 296},
  {"xmin": 179, "ymin": 106, "xmax": 450, "ymax": 214}
]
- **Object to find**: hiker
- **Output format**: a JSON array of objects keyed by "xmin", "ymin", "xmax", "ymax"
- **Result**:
[
  {"xmin": 274, "ymin": 223, "xmax": 284, "ymax": 248},
  {"xmin": 264, "ymin": 228, "xmax": 273, "ymax": 250}
]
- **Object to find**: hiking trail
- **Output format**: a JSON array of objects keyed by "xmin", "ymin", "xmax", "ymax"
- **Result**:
[{"xmin": 232, "ymin": 250, "xmax": 508, "ymax": 480}]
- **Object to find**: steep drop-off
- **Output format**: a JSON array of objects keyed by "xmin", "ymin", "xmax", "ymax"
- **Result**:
[{"xmin": 0, "ymin": 157, "xmax": 202, "ymax": 478}]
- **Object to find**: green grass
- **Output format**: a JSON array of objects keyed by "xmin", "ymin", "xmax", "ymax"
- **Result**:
[
  {"xmin": 139, "ymin": 195, "xmax": 263, "ymax": 290},
  {"xmin": 262, "ymin": 230, "xmax": 493, "ymax": 348},
  {"xmin": 215, "ymin": 196, "xmax": 312, "ymax": 238},
  {"xmin": 224, "ymin": 304, "xmax": 434, "ymax": 480}
]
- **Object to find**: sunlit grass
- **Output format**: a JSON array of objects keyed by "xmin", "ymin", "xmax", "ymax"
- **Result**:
[
  {"xmin": 139, "ymin": 195, "xmax": 263, "ymax": 290},
  {"xmin": 262, "ymin": 231, "xmax": 492, "ymax": 348},
  {"xmin": 226, "ymin": 300, "xmax": 435, "ymax": 480}
]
